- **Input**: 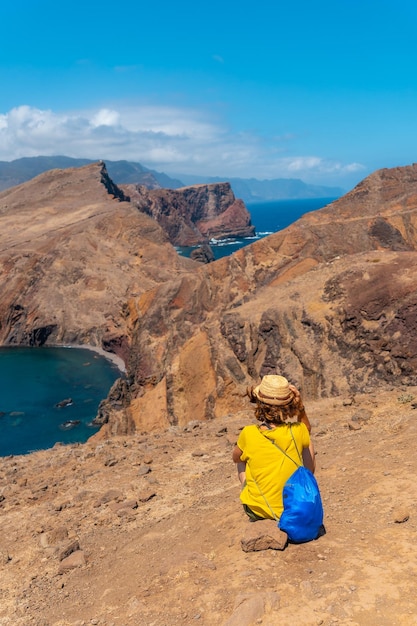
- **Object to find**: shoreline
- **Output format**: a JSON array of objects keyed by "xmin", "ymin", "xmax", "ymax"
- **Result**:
[
  {"xmin": 0, "ymin": 343, "xmax": 126, "ymax": 374},
  {"xmin": 62, "ymin": 344, "xmax": 126, "ymax": 373}
]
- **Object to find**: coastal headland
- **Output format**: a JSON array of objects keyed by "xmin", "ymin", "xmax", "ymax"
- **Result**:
[{"xmin": 2, "ymin": 161, "xmax": 417, "ymax": 433}]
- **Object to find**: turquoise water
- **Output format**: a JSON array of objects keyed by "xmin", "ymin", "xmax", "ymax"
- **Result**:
[
  {"xmin": 178, "ymin": 197, "xmax": 337, "ymax": 260},
  {"xmin": 0, "ymin": 346, "xmax": 121, "ymax": 457}
]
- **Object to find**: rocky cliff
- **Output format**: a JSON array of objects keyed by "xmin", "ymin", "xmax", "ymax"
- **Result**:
[
  {"xmin": 0, "ymin": 161, "xmax": 196, "ymax": 361},
  {"xmin": 102, "ymin": 164, "xmax": 417, "ymax": 433},
  {"xmin": 2, "ymin": 161, "xmax": 417, "ymax": 438},
  {"xmin": 122, "ymin": 182, "xmax": 255, "ymax": 245}
]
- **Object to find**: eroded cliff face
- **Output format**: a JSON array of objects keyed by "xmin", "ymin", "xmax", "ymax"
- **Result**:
[
  {"xmin": 122, "ymin": 182, "xmax": 255, "ymax": 245},
  {"xmin": 113, "ymin": 249, "xmax": 417, "ymax": 434},
  {"xmin": 99, "ymin": 164, "xmax": 417, "ymax": 434},
  {"xmin": 0, "ymin": 162, "xmax": 196, "ymax": 359},
  {"xmin": 3, "ymin": 161, "xmax": 417, "ymax": 438}
]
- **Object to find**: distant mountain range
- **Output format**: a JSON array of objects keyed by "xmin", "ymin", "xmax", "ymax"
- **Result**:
[
  {"xmin": 0, "ymin": 156, "xmax": 344, "ymax": 202},
  {"xmin": 175, "ymin": 173, "xmax": 344, "ymax": 203}
]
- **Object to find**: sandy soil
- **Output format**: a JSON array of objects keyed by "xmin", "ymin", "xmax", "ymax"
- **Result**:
[{"xmin": 1, "ymin": 387, "xmax": 417, "ymax": 626}]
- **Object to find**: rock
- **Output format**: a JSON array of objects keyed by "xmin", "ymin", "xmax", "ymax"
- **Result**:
[
  {"xmin": 60, "ymin": 419, "xmax": 80, "ymax": 430},
  {"xmin": 55, "ymin": 398, "xmax": 73, "ymax": 408},
  {"xmin": 393, "ymin": 508, "xmax": 410, "ymax": 523},
  {"xmin": 59, "ymin": 540, "xmax": 81, "ymax": 561},
  {"xmin": 351, "ymin": 409, "xmax": 373, "ymax": 423},
  {"xmin": 110, "ymin": 499, "xmax": 138, "ymax": 512},
  {"xmin": 0, "ymin": 550, "xmax": 11, "ymax": 565},
  {"xmin": 138, "ymin": 465, "xmax": 152, "ymax": 476},
  {"xmin": 103, "ymin": 456, "xmax": 118, "ymax": 467},
  {"xmin": 40, "ymin": 526, "xmax": 69, "ymax": 547},
  {"xmin": 58, "ymin": 550, "xmax": 86, "ymax": 574},
  {"xmin": 184, "ymin": 421, "xmax": 201, "ymax": 432},
  {"xmin": 190, "ymin": 244, "xmax": 215, "ymax": 264},
  {"xmin": 94, "ymin": 489, "xmax": 123, "ymax": 507},
  {"xmin": 115, "ymin": 508, "xmax": 137, "ymax": 520},
  {"xmin": 224, "ymin": 592, "xmax": 280, "ymax": 626},
  {"xmin": 240, "ymin": 519, "xmax": 288, "ymax": 552},
  {"xmin": 123, "ymin": 182, "xmax": 255, "ymax": 246},
  {"xmin": 137, "ymin": 488, "xmax": 156, "ymax": 503},
  {"xmin": 216, "ymin": 427, "xmax": 227, "ymax": 436}
]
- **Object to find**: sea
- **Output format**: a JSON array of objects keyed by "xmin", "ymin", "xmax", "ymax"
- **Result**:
[
  {"xmin": 0, "ymin": 197, "xmax": 336, "ymax": 457},
  {"xmin": 0, "ymin": 346, "xmax": 121, "ymax": 457},
  {"xmin": 177, "ymin": 197, "xmax": 337, "ymax": 260}
]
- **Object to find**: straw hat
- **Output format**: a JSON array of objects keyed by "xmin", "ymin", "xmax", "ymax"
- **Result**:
[{"xmin": 252, "ymin": 375, "xmax": 295, "ymax": 406}]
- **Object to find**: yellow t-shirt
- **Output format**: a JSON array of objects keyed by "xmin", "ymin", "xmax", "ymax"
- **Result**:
[{"xmin": 237, "ymin": 422, "xmax": 310, "ymax": 520}]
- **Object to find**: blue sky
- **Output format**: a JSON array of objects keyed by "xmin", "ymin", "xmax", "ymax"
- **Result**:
[{"xmin": 2, "ymin": 0, "xmax": 417, "ymax": 191}]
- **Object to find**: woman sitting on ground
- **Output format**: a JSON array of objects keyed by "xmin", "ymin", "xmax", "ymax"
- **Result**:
[{"xmin": 232, "ymin": 374, "xmax": 315, "ymax": 522}]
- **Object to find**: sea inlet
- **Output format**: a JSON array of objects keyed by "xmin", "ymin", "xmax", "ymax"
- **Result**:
[{"xmin": 0, "ymin": 346, "xmax": 122, "ymax": 457}]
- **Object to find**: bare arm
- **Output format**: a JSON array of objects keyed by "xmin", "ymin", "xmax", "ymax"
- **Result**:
[
  {"xmin": 232, "ymin": 444, "xmax": 243, "ymax": 463},
  {"xmin": 299, "ymin": 406, "xmax": 312, "ymax": 433},
  {"xmin": 302, "ymin": 440, "xmax": 316, "ymax": 474},
  {"xmin": 232, "ymin": 445, "xmax": 246, "ymax": 484}
]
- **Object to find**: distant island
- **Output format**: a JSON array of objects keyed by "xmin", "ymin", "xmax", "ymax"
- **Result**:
[{"xmin": 0, "ymin": 155, "xmax": 344, "ymax": 202}]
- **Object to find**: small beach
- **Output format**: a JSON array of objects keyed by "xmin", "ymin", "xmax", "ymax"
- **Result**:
[{"xmin": 66, "ymin": 343, "xmax": 126, "ymax": 373}]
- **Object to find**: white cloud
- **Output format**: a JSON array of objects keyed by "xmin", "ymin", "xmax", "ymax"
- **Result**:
[
  {"xmin": 282, "ymin": 156, "xmax": 365, "ymax": 177},
  {"xmin": 91, "ymin": 109, "xmax": 120, "ymax": 127},
  {"xmin": 0, "ymin": 104, "xmax": 365, "ymax": 185}
]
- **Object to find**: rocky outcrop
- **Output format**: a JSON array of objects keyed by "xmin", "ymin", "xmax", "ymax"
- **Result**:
[
  {"xmin": 122, "ymin": 182, "xmax": 255, "ymax": 245},
  {"xmin": 110, "ymin": 164, "xmax": 417, "ymax": 432},
  {"xmin": 190, "ymin": 244, "xmax": 215, "ymax": 263},
  {"xmin": 0, "ymin": 161, "xmax": 196, "ymax": 359}
]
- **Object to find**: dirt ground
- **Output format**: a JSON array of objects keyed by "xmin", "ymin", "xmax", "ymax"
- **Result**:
[{"xmin": 2, "ymin": 386, "xmax": 417, "ymax": 626}]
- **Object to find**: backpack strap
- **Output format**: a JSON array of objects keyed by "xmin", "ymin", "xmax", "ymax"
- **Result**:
[
  {"xmin": 259, "ymin": 424, "xmax": 302, "ymax": 467},
  {"xmin": 289, "ymin": 426, "xmax": 303, "ymax": 464}
]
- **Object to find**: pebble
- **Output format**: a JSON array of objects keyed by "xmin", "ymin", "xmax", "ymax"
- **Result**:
[
  {"xmin": 393, "ymin": 508, "xmax": 410, "ymax": 523},
  {"xmin": 0, "ymin": 550, "xmax": 11, "ymax": 565},
  {"xmin": 137, "ymin": 465, "xmax": 151, "ymax": 476}
]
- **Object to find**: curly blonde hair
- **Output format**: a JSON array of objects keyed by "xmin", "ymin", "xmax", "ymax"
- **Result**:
[
  {"xmin": 254, "ymin": 401, "xmax": 301, "ymax": 424},
  {"xmin": 247, "ymin": 386, "xmax": 303, "ymax": 425}
]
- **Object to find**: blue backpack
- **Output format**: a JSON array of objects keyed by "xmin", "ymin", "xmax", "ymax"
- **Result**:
[
  {"xmin": 259, "ymin": 426, "xmax": 324, "ymax": 543},
  {"xmin": 279, "ymin": 464, "xmax": 323, "ymax": 543}
]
